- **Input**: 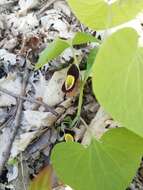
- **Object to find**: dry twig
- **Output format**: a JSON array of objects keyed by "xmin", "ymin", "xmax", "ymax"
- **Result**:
[
  {"xmin": 0, "ymin": 86, "xmax": 58, "ymax": 116},
  {"xmin": 0, "ymin": 106, "xmax": 17, "ymax": 130},
  {"xmin": 0, "ymin": 68, "xmax": 29, "ymax": 175},
  {"xmin": 24, "ymin": 98, "xmax": 73, "ymax": 158},
  {"xmin": 37, "ymin": 0, "xmax": 57, "ymax": 17}
]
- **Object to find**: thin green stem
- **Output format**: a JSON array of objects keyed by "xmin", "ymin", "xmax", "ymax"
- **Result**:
[
  {"xmin": 70, "ymin": 43, "xmax": 93, "ymax": 127},
  {"xmin": 71, "ymin": 80, "xmax": 86, "ymax": 127},
  {"xmin": 77, "ymin": 80, "xmax": 85, "ymax": 118}
]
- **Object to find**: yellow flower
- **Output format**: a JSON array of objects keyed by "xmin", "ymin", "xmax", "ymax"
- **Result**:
[{"xmin": 64, "ymin": 133, "xmax": 74, "ymax": 142}]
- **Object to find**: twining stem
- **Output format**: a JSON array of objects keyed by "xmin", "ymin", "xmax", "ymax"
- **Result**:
[
  {"xmin": 77, "ymin": 80, "xmax": 85, "ymax": 118},
  {"xmin": 70, "ymin": 43, "xmax": 88, "ymax": 127},
  {"xmin": 70, "ymin": 43, "xmax": 97, "ymax": 127},
  {"xmin": 71, "ymin": 79, "xmax": 86, "ymax": 127}
]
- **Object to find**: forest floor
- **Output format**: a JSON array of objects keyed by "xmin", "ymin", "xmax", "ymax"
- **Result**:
[{"xmin": 0, "ymin": 0, "xmax": 143, "ymax": 190}]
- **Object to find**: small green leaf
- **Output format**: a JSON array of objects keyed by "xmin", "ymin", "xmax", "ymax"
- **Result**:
[
  {"xmin": 35, "ymin": 38, "xmax": 70, "ymax": 69},
  {"xmin": 67, "ymin": 0, "xmax": 143, "ymax": 30},
  {"xmin": 84, "ymin": 47, "xmax": 98, "ymax": 79},
  {"xmin": 72, "ymin": 32, "xmax": 98, "ymax": 45},
  {"xmin": 92, "ymin": 28, "xmax": 143, "ymax": 137},
  {"xmin": 52, "ymin": 128, "xmax": 143, "ymax": 190},
  {"xmin": 35, "ymin": 32, "xmax": 98, "ymax": 69},
  {"xmin": 8, "ymin": 158, "xmax": 18, "ymax": 166}
]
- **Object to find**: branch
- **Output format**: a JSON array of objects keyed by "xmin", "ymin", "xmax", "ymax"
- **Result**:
[
  {"xmin": 0, "ymin": 69, "xmax": 29, "ymax": 175},
  {"xmin": 37, "ymin": 0, "xmax": 57, "ymax": 17},
  {"xmin": 0, "ymin": 87, "xmax": 58, "ymax": 116}
]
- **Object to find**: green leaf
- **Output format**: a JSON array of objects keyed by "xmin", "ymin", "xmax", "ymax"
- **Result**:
[
  {"xmin": 72, "ymin": 32, "xmax": 98, "ymax": 45},
  {"xmin": 84, "ymin": 47, "xmax": 98, "ymax": 80},
  {"xmin": 51, "ymin": 128, "xmax": 143, "ymax": 190},
  {"xmin": 67, "ymin": 0, "xmax": 143, "ymax": 30},
  {"xmin": 92, "ymin": 28, "xmax": 143, "ymax": 137},
  {"xmin": 35, "ymin": 32, "xmax": 98, "ymax": 69},
  {"xmin": 35, "ymin": 38, "xmax": 70, "ymax": 69},
  {"xmin": 29, "ymin": 165, "xmax": 53, "ymax": 190},
  {"xmin": 8, "ymin": 158, "xmax": 18, "ymax": 166}
]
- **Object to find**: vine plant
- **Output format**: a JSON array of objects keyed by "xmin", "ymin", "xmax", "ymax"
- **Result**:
[{"xmin": 33, "ymin": 1, "xmax": 143, "ymax": 190}]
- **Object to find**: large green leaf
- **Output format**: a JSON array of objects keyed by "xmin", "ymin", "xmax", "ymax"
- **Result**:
[
  {"xmin": 67, "ymin": 0, "xmax": 143, "ymax": 30},
  {"xmin": 52, "ymin": 128, "xmax": 143, "ymax": 190},
  {"xmin": 35, "ymin": 38, "xmax": 70, "ymax": 69},
  {"xmin": 92, "ymin": 28, "xmax": 143, "ymax": 137}
]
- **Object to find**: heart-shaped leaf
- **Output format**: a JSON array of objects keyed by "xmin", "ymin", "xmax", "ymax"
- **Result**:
[
  {"xmin": 92, "ymin": 28, "xmax": 143, "ymax": 137},
  {"xmin": 51, "ymin": 128, "xmax": 143, "ymax": 190},
  {"xmin": 67, "ymin": 0, "xmax": 143, "ymax": 30}
]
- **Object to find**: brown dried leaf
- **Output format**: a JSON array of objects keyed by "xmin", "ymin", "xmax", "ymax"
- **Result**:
[{"xmin": 29, "ymin": 165, "xmax": 53, "ymax": 190}]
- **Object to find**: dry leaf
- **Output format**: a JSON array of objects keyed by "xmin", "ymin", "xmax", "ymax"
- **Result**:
[{"xmin": 29, "ymin": 165, "xmax": 53, "ymax": 190}]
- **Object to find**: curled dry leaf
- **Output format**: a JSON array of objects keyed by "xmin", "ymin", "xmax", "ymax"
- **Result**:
[
  {"xmin": 40, "ymin": 9, "xmax": 72, "ymax": 39},
  {"xmin": 82, "ymin": 107, "xmax": 120, "ymax": 146},
  {"xmin": 3, "ymin": 38, "xmax": 17, "ymax": 51},
  {"xmin": 7, "ymin": 164, "xmax": 18, "ymax": 183},
  {"xmin": 28, "ymin": 165, "xmax": 53, "ymax": 190},
  {"xmin": 18, "ymin": 0, "xmax": 39, "ymax": 15},
  {"xmin": 10, "ymin": 131, "xmax": 37, "ymax": 158},
  {"xmin": 0, "ymin": 73, "xmax": 21, "ymax": 107},
  {"xmin": 34, "ymin": 69, "xmax": 66, "ymax": 106},
  {"xmin": 0, "ymin": 49, "xmax": 17, "ymax": 65},
  {"xmin": 0, "ymin": 67, "xmax": 72, "ymax": 158},
  {"xmin": 43, "ymin": 69, "xmax": 66, "ymax": 106},
  {"xmin": 10, "ymin": 98, "xmax": 73, "ymax": 158},
  {"xmin": 6, "ymin": 13, "xmax": 39, "ymax": 35},
  {"xmin": 21, "ymin": 110, "xmax": 56, "ymax": 132},
  {"xmin": 10, "ymin": 110, "xmax": 53, "ymax": 158}
]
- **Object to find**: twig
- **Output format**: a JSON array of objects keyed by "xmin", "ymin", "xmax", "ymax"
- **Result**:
[
  {"xmin": 0, "ymin": 69, "xmax": 29, "ymax": 176},
  {"xmin": 0, "ymin": 86, "xmax": 58, "ymax": 116},
  {"xmin": 37, "ymin": 0, "xmax": 57, "ymax": 17},
  {"xmin": 80, "ymin": 117, "xmax": 89, "ymax": 130},
  {"xmin": 24, "ymin": 98, "xmax": 73, "ymax": 158},
  {"xmin": 0, "ymin": 107, "xmax": 17, "ymax": 130}
]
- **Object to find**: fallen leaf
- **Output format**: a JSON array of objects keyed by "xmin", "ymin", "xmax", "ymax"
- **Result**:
[{"xmin": 29, "ymin": 165, "xmax": 53, "ymax": 190}]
